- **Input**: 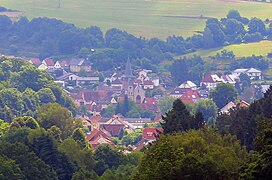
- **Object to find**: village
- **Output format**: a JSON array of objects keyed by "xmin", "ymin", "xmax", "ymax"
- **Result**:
[{"xmin": 2, "ymin": 54, "xmax": 270, "ymax": 150}]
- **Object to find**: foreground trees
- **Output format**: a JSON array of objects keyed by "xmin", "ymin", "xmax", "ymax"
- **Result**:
[{"xmin": 134, "ymin": 128, "xmax": 247, "ymax": 180}]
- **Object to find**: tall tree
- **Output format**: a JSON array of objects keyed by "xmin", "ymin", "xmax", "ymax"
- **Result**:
[
  {"xmin": 161, "ymin": 99, "xmax": 195, "ymax": 134},
  {"xmin": 210, "ymin": 83, "xmax": 238, "ymax": 109}
]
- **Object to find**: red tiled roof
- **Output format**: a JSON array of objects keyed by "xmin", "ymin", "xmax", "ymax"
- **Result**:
[
  {"xmin": 44, "ymin": 58, "xmax": 55, "ymax": 66},
  {"xmin": 69, "ymin": 93, "xmax": 83, "ymax": 101},
  {"xmin": 82, "ymin": 90, "xmax": 107, "ymax": 102},
  {"xmin": 89, "ymin": 116, "xmax": 102, "ymax": 124},
  {"xmin": 144, "ymin": 97, "xmax": 156, "ymax": 105},
  {"xmin": 99, "ymin": 124, "xmax": 125, "ymax": 137},
  {"xmin": 180, "ymin": 90, "xmax": 200, "ymax": 104},
  {"xmin": 142, "ymin": 128, "xmax": 163, "ymax": 141},
  {"xmin": 30, "ymin": 58, "xmax": 41, "ymax": 64}
]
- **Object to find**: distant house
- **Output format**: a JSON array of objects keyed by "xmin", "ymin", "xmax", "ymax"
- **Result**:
[
  {"xmin": 221, "ymin": 74, "xmax": 240, "ymax": 85},
  {"xmin": 86, "ymin": 128, "xmax": 114, "ymax": 149},
  {"xmin": 111, "ymin": 78, "xmax": 123, "ymax": 89},
  {"xmin": 220, "ymin": 100, "xmax": 249, "ymax": 115},
  {"xmin": 69, "ymin": 58, "xmax": 92, "ymax": 72},
  {"xmin": 99, "ymin": 116, "xmax": 128, "ymax": 137},
  {"xmin": 29, "ymin": 58, "xmax": 41, "ymax": 67},
  {"xmin": 180, "ymin": 90, "xmax": 200, "ymax": 104},
  {"xmin": 200, "ymin": 74, "xmax": 223, "ymax": 91},
  {"xmin": 178, "ymin": 81, "xmax": 197, "ymax": 90},
  {"xmin": 135, "ymin": 128, "xmax": 163, "ymax": 151},
  {"xmin": 42, "ymin": 58, "xmax": 55, "ymax": 69},
  {"xmin": 143, "ymin": 80, "xmax": 154, "ymax": 89},
  {"xmin": 233, "ymin": 68, "xmax": 262, "ymax": 80},
  {"xmin": 123, "ymin": 117, "xmax": 152, "ymax": 129},
  {"xmin": 38, "ymin": 63, "xmax": 48, "ymax": 71},
  {"xmin": 170, "ymin": 88, "xmax": 188, "ymax": 98}
]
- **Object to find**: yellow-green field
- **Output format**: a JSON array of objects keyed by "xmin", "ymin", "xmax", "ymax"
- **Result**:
[
  {"xmin": 1, "ymin": 0, "xmax": 272, "ymax": 39},
  {"xmin": 184, "ymin": 40, "xmax": 272, "ymax": 58}
]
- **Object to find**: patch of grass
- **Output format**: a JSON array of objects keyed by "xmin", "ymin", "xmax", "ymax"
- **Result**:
[
  {"xmin": 183, "ymin": 40, "xmax": 272, "ymax": 58},
  {"xmin": 1, "ymin": 0, "xmax": 272, "ymax": 39}
]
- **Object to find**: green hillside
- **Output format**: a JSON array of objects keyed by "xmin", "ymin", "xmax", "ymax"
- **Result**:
[
  {"xmin": 1, "ymin": 0, "xmax": 272, "ymax": 39},
  {"xmin": 183, "ymin": 40, "xmax": 272, "ymax": 58}
]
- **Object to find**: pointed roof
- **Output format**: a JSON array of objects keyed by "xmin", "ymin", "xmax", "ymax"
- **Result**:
[{"xmin": 124, "ymin": 57, "xmax": 134, "ymax": 78}]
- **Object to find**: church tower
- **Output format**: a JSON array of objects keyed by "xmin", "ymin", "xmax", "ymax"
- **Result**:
[{"xmin": 123, "ymin": 57, "xmax": 135, "ymax": 99}]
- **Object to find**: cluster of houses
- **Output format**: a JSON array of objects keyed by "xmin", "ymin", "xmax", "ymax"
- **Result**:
[
  {"xmin": 68, "ymin": 58, "xmax": 161, "ymax": 116},
  {"xmin": 81, "ymin": 115, "xmax": 162, "ymax": 150},
  {"xmin": 1, "ymin": 54, "xmax": 268, "ymax": 150}
]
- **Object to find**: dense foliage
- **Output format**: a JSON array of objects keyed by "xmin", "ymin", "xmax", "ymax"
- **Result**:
[
  {"xmin": 0, "ymin": 57, "xmax": 76, "ymax": 119},
  {"xmin": 133, "ymin": 128, "xmax": 247, "ymax": 180}
]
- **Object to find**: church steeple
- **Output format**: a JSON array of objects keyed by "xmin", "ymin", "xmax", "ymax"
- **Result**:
[{"xmin": 124, "ymin": 57, "xmax": 134, "ymax": 78}]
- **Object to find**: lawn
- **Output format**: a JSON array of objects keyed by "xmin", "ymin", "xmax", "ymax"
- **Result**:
[
  {"xmin": 183, "ymin": 40, "xmax": 272, "ymax": 58},
  {"xmin": 1, "ymin": 0, "xmax": 272, "ymax": 39}
]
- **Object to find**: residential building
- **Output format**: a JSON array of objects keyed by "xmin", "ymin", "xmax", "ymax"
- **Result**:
[{"xmin": 200, "ymin": 74, "xmax": 223, "ymax": 91}]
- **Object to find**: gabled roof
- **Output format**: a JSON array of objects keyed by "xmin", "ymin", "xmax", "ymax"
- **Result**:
[
  {"xmin": 82, "ymin": 90, "xmax": 107, "ymax": 102},
  {"xmin": 180, "ymin": 90, "xmax": 200, "ymax": 104},
  {"xmin": 142, "ymin": 128, "xmax": 163, "ymax": 140},
  {"xmin": 144, "ymin": 97, "xmax": 156, "ymax": 105},
  {"xmin": 178, "ymin": 81, "xmax": 197, "ymax": 89},
  {"xmin": 69, "ymin": 58, "xmax": 91, "ymax": 66},
  {"xmin": 43, "ymin": 58, "xmax": 55, "ymax": 66},
  {"xmin": 246, "ymin": 68, "xmax": 261, "ymax": 73},
  {"xmin": 201, "ymin": 74, "xmax": 222, "ymax": 83},
  {"xmin": 30, "ymin": 58, "xmax": 41, "ymax": 65},
  {"xmin": 59, "ymin": 60, "xmax": 69, "ymax": 67}
]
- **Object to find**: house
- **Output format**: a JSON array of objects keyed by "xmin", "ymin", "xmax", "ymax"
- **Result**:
[
  {"xmin": 76, "ymin": 77, "xmax": 99, "ymax": 86},
  {"xmin": 233, "ymin": 68, "xmax": 262, "ymax": 80},
  {"xmin": 86, "ymin": 128, "xmax": 114, "ymax": 149},
  {"xmin": 170, "ymin": 88, "xmax": 188, "ymax": 98},
  {"xmin": 220, "ymin": 100, "xmax": 249, "ymax": 114},
  {"xmin": 69, "ymin": 58, "xmax": 92, "ymax": 73},
  {"xmin": 38, "ymin": 63, "xmax": 48, "ymax": 71},
  {"xmin": 123, "ymin": 117, "xmax": 152, "ymax": 129},
  {"xmin": 143, "ymin": 80, "xmax": 154, "ymax": 89},
  {"xmin": 178, "ymin": 81, "xmax": 197, "ymax": 90},
  {"xmin": 42, "ymin": 58, "xmax": 55, "ymax": 69},
  {"xmin": 139, "ymin": 97, "xmax": 158, "ymax": 112},
  {"xmin": 99, "ymin": 116, "xmax": 128, "ymax": 137},
  {"xmin": 221, "ymin": 74, "xmax": 240, "ymax": 85},
  {"xmin": 200, "ymin": 74, "xmax": 223, "ymax": 91},
  {"xmin": 135, "ymin": 128, "xmax": 163, "ymax": 151},
  {"xmin": 29, "ymin": 58, "xmax": 41, "ymax": 67},
  {"xmin": 180, "ymin": 90, "xmax": 200, "ymax": 104}
]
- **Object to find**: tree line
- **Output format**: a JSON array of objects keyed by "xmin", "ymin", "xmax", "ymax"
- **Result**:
[{"xmin": 0, "ymin": 10, "xmax": 271, "ymax": 72}]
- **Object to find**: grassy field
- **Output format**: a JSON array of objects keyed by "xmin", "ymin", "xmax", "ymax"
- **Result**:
[
  {"xmin": 1, "ymin": 0, "xmax": 272, "ymax": 39},
  {"xmin": 182, "ymin": 40, "xmax": 272, "ymax": 58}
]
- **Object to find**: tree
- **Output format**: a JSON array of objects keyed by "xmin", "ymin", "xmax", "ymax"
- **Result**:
[
  {"xmin": 0, "ymin": 155, "xmax": 24, "ymax": 179},
  {"xmin": 37, "ymin": 103, "xmax": 81, "ymax": 139},
  {"xmin": 210, "ymin": 83, "xmax": 238, "ymax": 109},
  {"xmin": 161, "ymin": 99, "xmax": 196, "ymax": 134},
  {"xmin": 193, "ymin": 99, "xmax": 218, "ymax": 125},
  {"xmin": 93, "ymin": 144, "xmax": 126, "ymax": 176},
  {"xmin": 12, "ymin": 116, "xmax": 39, "ymax": 129},
  {"xmin": 59, "ymin": 138, "xmax": 95, "ymax": 171},
  {"xmin": 171, "ymin": 59, "xmax": 189, "ymax": 85},
  {"xmin": 0, "ymin": 141, "xmax": 57, "ymax": 180},
  {"xmin": 133, "ymin": 128, "xmax": 247, "ymax": 180},
  {"xmin": 72, "ymin": 170, "xmax": 98, "ymax": 180},
  {"xmin": 227, "ymin": 10, "xmax": 241, "ymax": 21},
  {"xmin": 37, "ymin": 88, "xmax": 56, "ymax": 105},
  {"xmin": 158, "ymin": 96, "xmax": 176, "ymax": 115},
  {"xmin": 248, "ymin": 17, "xmax": 266, "ymax": 35},
  {"xmin": 72, "ymin": 128, "xmax": 87, "ymax": 149}
]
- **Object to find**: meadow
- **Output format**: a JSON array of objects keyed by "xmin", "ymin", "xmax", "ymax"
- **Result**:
[
  {"xmin": 1, "ymin": 0, "xmax": 272, "ymax": 39},
  {"xmin": 183, "ymin": 40, "xmax": 272, "ymax": 58}
]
